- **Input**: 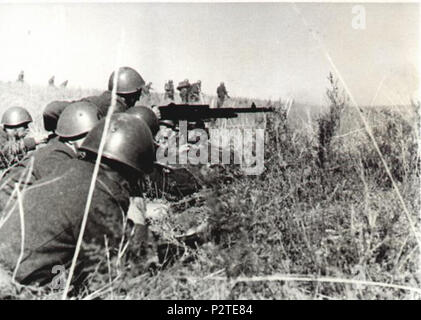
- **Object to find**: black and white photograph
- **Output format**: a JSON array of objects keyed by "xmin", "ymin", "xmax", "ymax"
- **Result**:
[{"xmin": 0, "ymin": 1, "xmax": 419, "ymax": 301}]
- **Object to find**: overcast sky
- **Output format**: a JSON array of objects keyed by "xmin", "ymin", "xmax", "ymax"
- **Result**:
[{"xmin": 0, "ymin": 2, "xmax": 418, "ymax": 105}]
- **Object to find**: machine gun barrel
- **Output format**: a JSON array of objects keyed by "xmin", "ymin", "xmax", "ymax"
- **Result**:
[
  {"xmin": 158, "ymin": 103, "xmax": 274, "ymax": 122},
  {"xmin": 216, "ymin": 107, "xmax": 274, "ymax": 113}
]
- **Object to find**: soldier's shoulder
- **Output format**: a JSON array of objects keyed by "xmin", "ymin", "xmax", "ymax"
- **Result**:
[
  {"xmin": 83, "ymin": 91, "xmax": 127, "ymax": 112},
  {"xmin": 37, "ymin": 158, "xmax": 88, "ymax": 179},
  {"xmin": 61, "ymin": 158, "xmax": 94, "ymax": 174}
]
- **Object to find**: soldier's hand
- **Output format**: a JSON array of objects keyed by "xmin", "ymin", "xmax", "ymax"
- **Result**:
[
  {"xmin": 145, "ymin": 202, "xmax": 169, "ymax": 222},
  {"xmin": 32, "ymin": 132, "xmax": 49, "ymax": 145},
  {"xmin": 127, "ymin": 197, "xmax": 147, "ymax": 225},
  {"xmin": 151, "ymin": 105, "xmax": 161, "ymax": 119}
]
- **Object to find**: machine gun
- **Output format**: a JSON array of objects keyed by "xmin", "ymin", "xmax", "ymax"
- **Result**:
[{"xmin": 158, "ymin": 102, "xmax": 274, "ymax": 123}]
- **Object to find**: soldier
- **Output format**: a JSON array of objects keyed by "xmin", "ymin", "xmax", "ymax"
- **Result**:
[
  {"xmin": 48, "ymin": 76, "xmax": 55, "ymax": 87},
  {"xmin": 82, "ymin": 66, "xmax": 145, "ymax": 117},
  {"xmin": 164, "ymin": 80, "xmax": 174, "ymax": 100},
  {"xmin": 0, "ymin": 113, "xmax": 156, "ymax": 287},
  {"xmin": 0, "ymin": 107, "xmax": 47, "ymax": 169},
  {"xmin": 217, "ymin": 82, "xmax": 230, "ymax": 108},
  {"xmin": 0, "ymin": 101, "xmax": 101, "ymax": 210},
  {"xmin": 189, "ymin": 80, "xmax": 202, "ymax": 103},
  {"xmin": 17, "ymin": 71, "xmax": 24, "ymax": 83},
  {"xmin": 60, "ymin": 80, "xmax": 68, "ymax": 88},
  {"xmin": 177, "ymin": 79, "xmax": 191, "ymax": 103}
]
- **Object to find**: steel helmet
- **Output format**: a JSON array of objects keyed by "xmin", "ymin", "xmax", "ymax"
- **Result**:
[
  {"xmin": 1, "ymin": 106, "xmax": 33, "ymax": 127},
  {"xmin": 80, "ymin": 113, "xmax": 155, "ymax": 174},
  {"xmin": 43, "ymin": 100, "xmax": 71, "ymax": 131},
  {"xmin": 55, "ymin": 101, "xmax": 100, "ymax": 138},
  {"xmin": 126, "ymin": 106, "xmax": 159, "ymax": 136},
  {"xmin": 108, "ymin": 67, "xmax": 145, "ymax": 95}
]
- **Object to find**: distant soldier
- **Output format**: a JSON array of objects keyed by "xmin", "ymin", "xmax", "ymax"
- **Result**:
[
  {"xmin": 189, "ymin": 80, "xmax": 202, "ymax": 103},
  {"xmin": 60, "ymin": 80, "xmax": 68, "ymax": 88},
  {"xmin": 17, "ymin": 71, "xmax": 24, "ymax": 83},
  {"xmin": 142, "ymin": 82, "xmax": 153, "ymax": 96},
  {"xmin": 217, "ymin": 82, "xmax": 230, "ymax": 108},
  {"xmin": 0, "ymin": 101, "xmax": 100, "ymax": 209},
  {"xmin": 177, "ymin": 79, "xmax": 191, "ymax": 103},
  {"xmin": 0, "ymin": 113, "xmax": 157, "ymax": 287},
  {"xmin": 0, "ymin": 107, "xmax": 48, "ymax": 169},
  {"xmin": 82, "ymin": 66, "xmax": 145, "ymax": 117},
  {"xmin": 164, "ymin": 80, "xmax": 175, "ymax": 100},
  {"xmin": 48, "ymin": 76, "xmax": 55, "ymax": 87}
]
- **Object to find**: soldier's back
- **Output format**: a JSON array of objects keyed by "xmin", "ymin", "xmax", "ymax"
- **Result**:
[
  {"xmin": 217, "ymin": 85, "xmax": 226, "ymax": 97},
  {"xmin": 0, "ymin": 138, "xmax": 77, "ymax": 210},
  {"xmin": 0, "ymin": 158, "xmax": 130, "ymax": 285},
  {"xmin": 81, "ymin": 91, "xmax": 128, "ymax": 117}
]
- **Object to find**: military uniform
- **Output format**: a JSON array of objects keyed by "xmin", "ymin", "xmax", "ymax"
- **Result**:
[
  {"xmin": 0, "ymin": 158, "xmax": 131, "ymax": 286},
  {"xmin": 189, "ymin": 82, "xmax": 201, "ymax": 103},
  {"xmin": 0, "ymin": 130, "xmax": 37, "ymax": 170},
  {"xmin": 164, "ymin": 81, "xmax": 175, "ymax": 100},
  {"xmin": 0, "ymin": 139, "xmax": 77, "ymax": 210},
  {"xmin": 177, "ymin": 80, "xmax": 191, "ymax": 103},
  {"xmin": 217, "ymin": 83, "xmax": 229, "ymax": 108},
  {"xmin": 81, "ymin": 91, "xmax": 128, "ymax": 118}
]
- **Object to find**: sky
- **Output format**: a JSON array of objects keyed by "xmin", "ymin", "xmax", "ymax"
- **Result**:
[{"xmin": 0, "ymin": 2, "xmax": 418, "ymax": 105}]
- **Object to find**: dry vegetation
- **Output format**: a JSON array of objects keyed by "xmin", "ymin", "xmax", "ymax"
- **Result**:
[{"xmin": 0, "ymin": 76, "xmax": 420, "ymax": 299}]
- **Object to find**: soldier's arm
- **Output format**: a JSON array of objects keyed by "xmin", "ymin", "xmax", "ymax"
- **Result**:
[
  {"xmin": 6, "ymin": 137, "xmax": 40, "ymax": 157},
  {"xmin": 22, "ymin": 137, "xmax": 37, "ymax": 151},
  {"xmin": 0, "ymin": 156, "xmax": 33, "ymax": 189}
]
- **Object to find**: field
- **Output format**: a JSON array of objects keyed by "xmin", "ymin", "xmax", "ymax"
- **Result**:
[{"xmin": 0, "ymin": 79, "xmax": 420, "ymax": 300}]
